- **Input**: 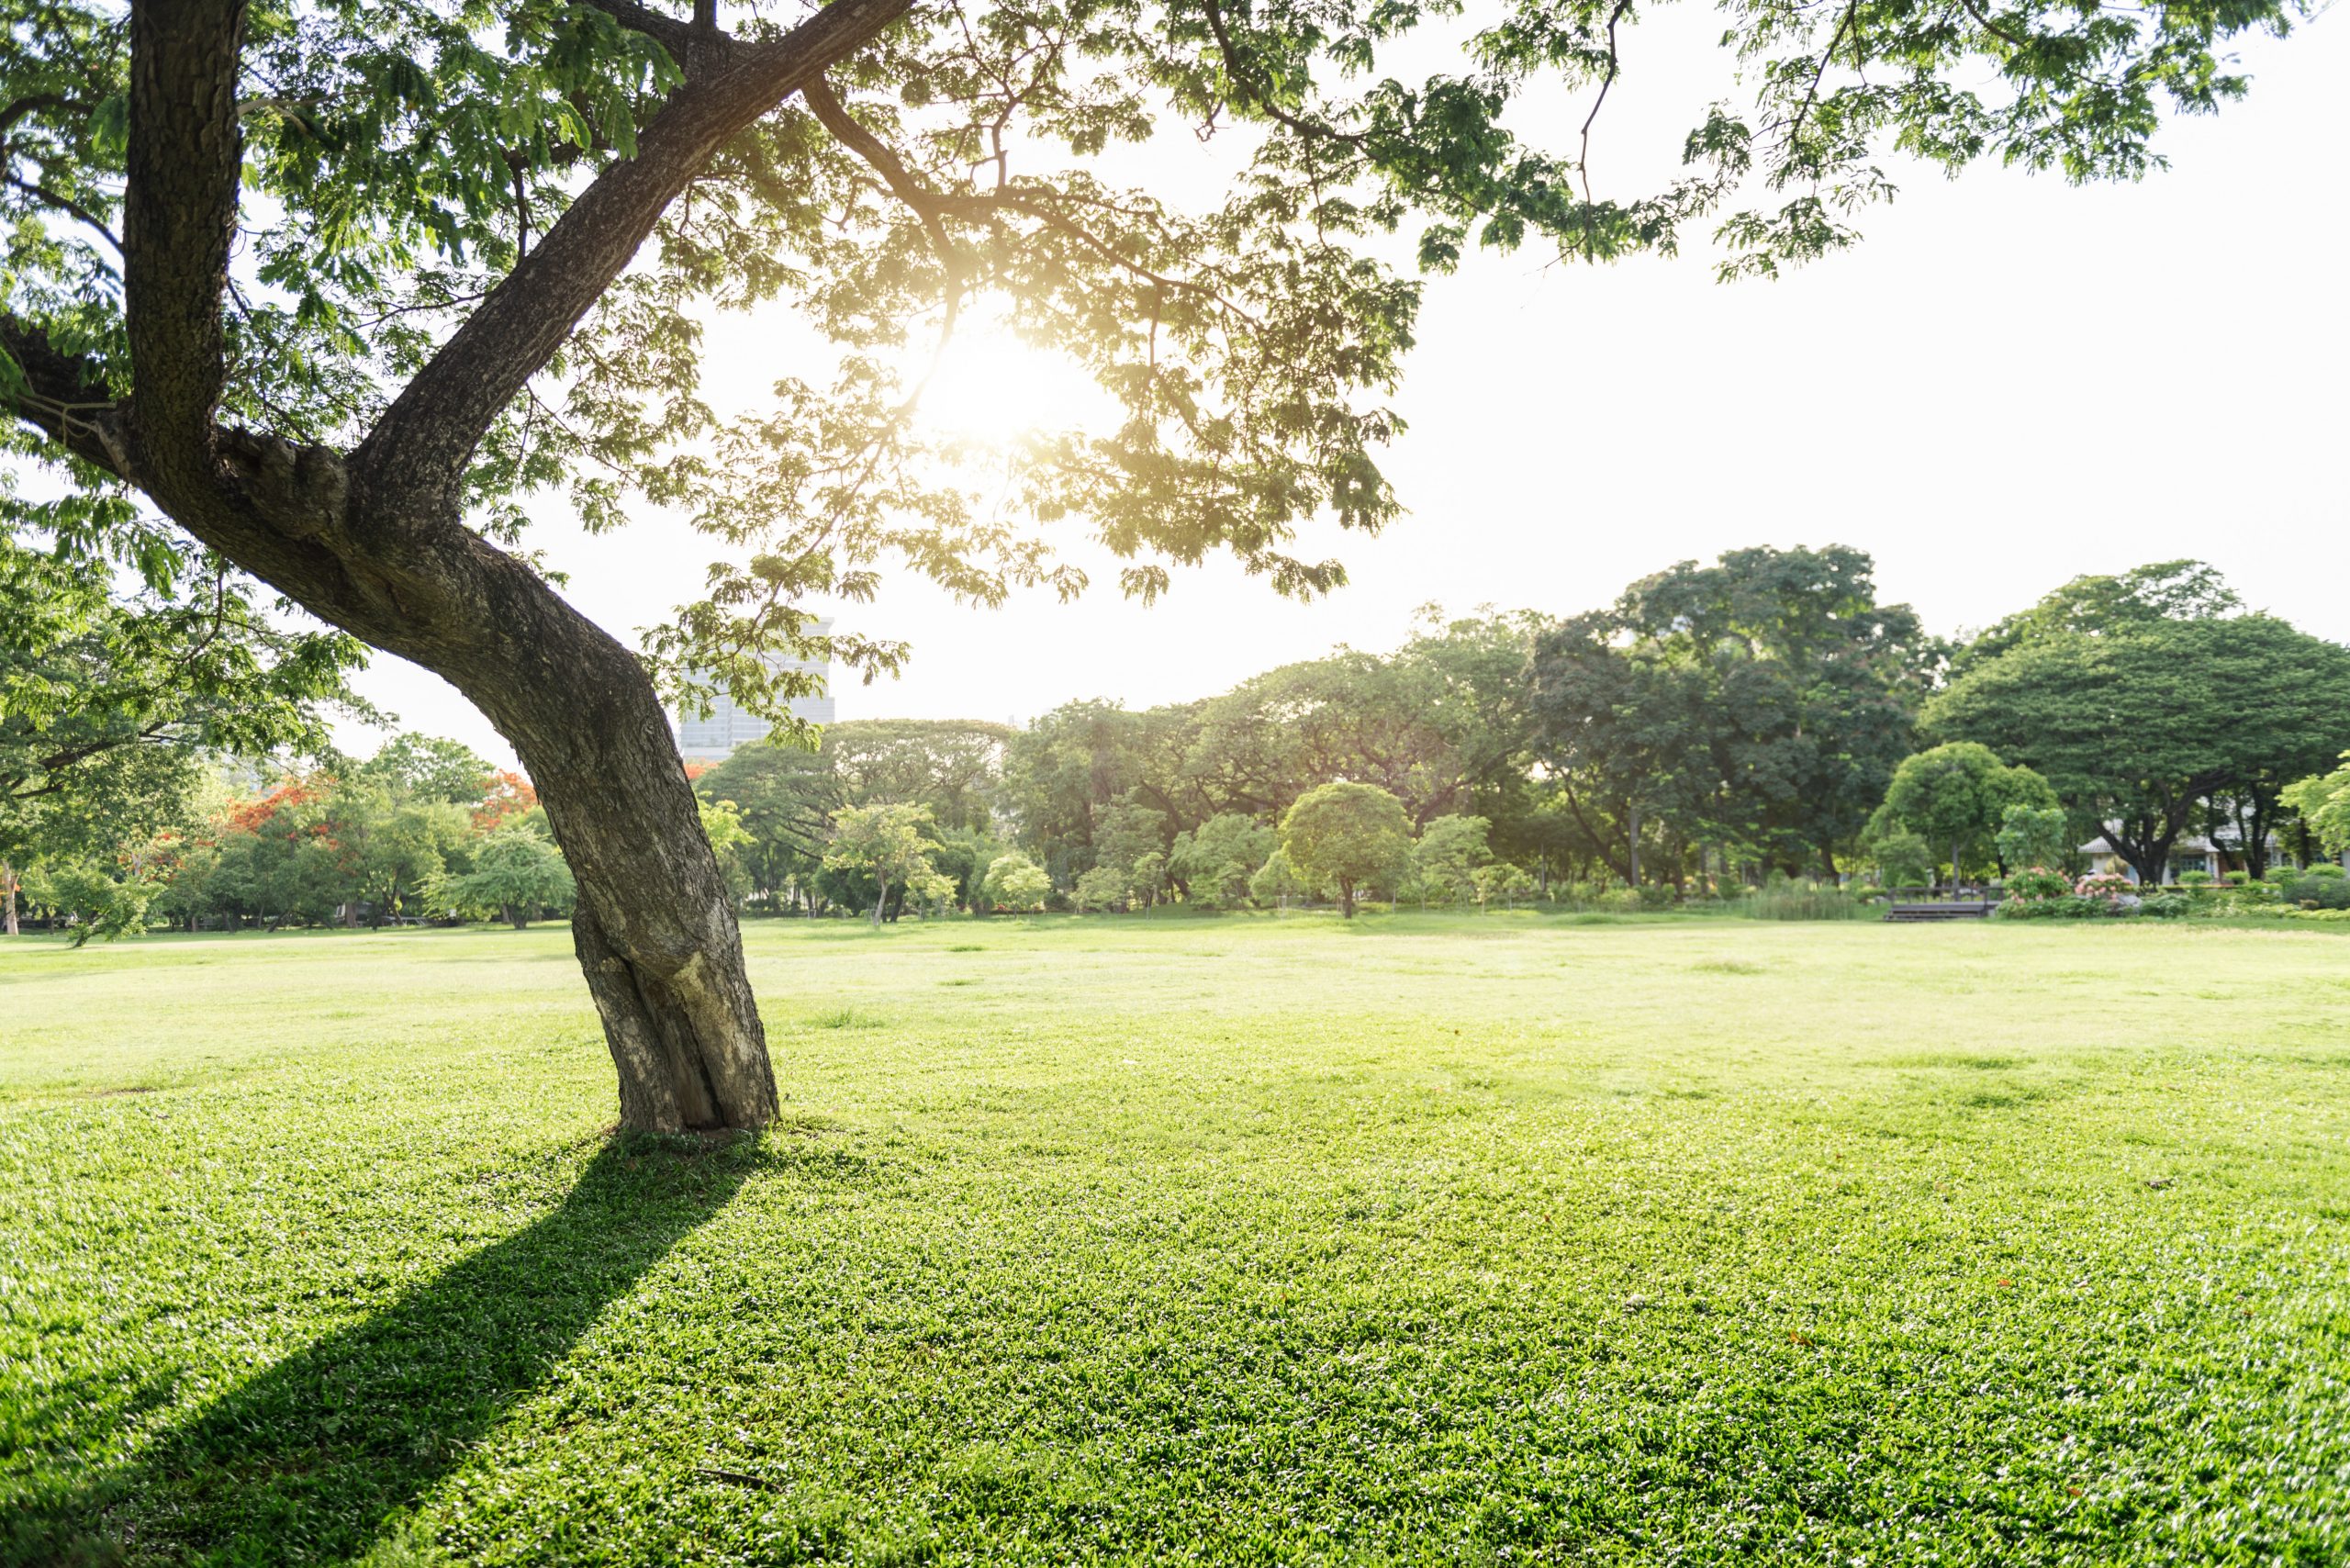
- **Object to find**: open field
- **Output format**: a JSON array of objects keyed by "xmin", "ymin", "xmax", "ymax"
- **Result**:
[{"xmin": 3, "ymin": 914, "xmax": 2347, "ymax": 1566}]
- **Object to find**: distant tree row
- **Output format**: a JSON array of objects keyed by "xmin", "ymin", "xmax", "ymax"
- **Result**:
[{"xmin": 12, "ymin": 546, "xmax": 2350, "ymax": 935}]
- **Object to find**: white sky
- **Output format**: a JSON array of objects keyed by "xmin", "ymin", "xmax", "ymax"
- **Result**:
[{"xmin": 342, "ymin": 12, "xmax": 2350, "ymax": 766}]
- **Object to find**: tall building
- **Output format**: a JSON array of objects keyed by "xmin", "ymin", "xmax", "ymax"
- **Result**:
[{"xmin": 675, "ymin": 622, "xmax": 835, "ymax": 760}]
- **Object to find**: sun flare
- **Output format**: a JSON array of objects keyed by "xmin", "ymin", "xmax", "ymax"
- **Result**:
[{"xmin": 905, "ymin": 314, "xmax": 1107, "ymax": 447}]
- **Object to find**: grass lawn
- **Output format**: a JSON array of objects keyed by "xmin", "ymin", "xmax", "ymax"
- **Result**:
[{"xmin": 3, "ymin": 913, "xmax": 2346, "ymax": 1566}]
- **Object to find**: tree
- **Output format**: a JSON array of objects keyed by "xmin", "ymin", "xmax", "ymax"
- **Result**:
[
  {"xmin": 1528, "ymin": 547, "xmax": 1934, "ymax": 885},
  {"xmin": 1876, "ymin": 744, "xmax": 2055, "ymax": 886},
  {"xmin": 1953, "ymin": 561, "xmax": 2241, "ymax": 678},
  {"xmin": 822, "ymin": 802, "xmax": 947, "ymax": 924},
  {"xmin": 1412, "ymin": 814, "xmax": 1492, "ymax": 908},
  {"xmin": 695, "ymin": 741, "xmax": 838, "ymax": 906},
  {"xmin": 1994, "ymin": 804, "xmax": 2074, "ymax": 876},
  {"xmin": 3, "ymin": 536, "xmax": 359, "ymax": 935},
  {"xmin": 699, "ymin": 798, "xmax": 756, "ymax": 906},
  {"xmin": 825, "ymin": 721, "xmax": 1011, "ymax": 833},
  {"xmin": 1471, "ymin": 861, "xmax": 1533, "ymax": 913},
  {"xmin": 2282, "ymin": 756, "xmax": 2350, "ymax": 861},
  {"xmin": 1868, "ymin": 830, "xmax": 1936, "ymax": 890},
  {"xmin": 1072, "ymin": 865, "xmax": 1128, "ymax": 913},
  {"xmin": 1930, "ymin": 613, "xmax": 2350, "ymax": 885},
  {"xmin": 983, "ymin": 854, "xmax": 1053, "ymax": 913},
  {"xmin": 1248, "ymin": 846, "xmax": 1312, "ymax": 908},
  {"xmin": 1168, "ymin": 812, "xmax": 1276, "ymax": 909},
  {"xmin": 1525, "ymin": 611, "xmax": 1721, "ymax": 887},
  {"xmin": 1280, "ymin": 782, "xmax": 1411, "ymax": 919},
  {"xmin": 2, "ymin": 0, "xmax": 2298, "ymax": 1128},
  {"xmin": 361, "ymin": 734, "xmax": 494, "ymax": 806},
  {"xmin": 432, "ymin": 824, "xmax": 576, "ymax": 929}
]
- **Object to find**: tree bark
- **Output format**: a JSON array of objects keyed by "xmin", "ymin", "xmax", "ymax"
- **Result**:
[
  {"xmin": 2, "ymin": 863, "xmax": 17, "ymax": 936},
  {"xmin": 1338, "ymin": 875, "xmax": 1356, "ymax": 918}
]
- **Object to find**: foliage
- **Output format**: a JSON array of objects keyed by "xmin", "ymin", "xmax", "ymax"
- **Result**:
[
  {"xmin": 1279, "ymin": 781, "xmax": 1411, "ymax": 918},
  {"xmin": 1931, "ymin": 585, "xmax": 2350, "ymax": 884},
  {"xmin": 1528, "ymin": 547, "xmax": 1935, "ymax": 884},
  {"xmin": 1994, "ymin": 805, "xmax": 2075, "ymax": 877},
  {"xmin": 1876, "ymin": 744, "xmax": 2058, "ymax": 882},
  {"xmin": 1167, "ymin": 812, "xmax": 1275, "ymax": 909},
  {"xmin": 1412, "ymin": 813, "xmax": 1492, "ymax": 908},
  {"xmin": 982, "ymin": 853, "xmax": 1053, "ymax": 913},
  {"xmin": 1248, "ymin": 846, "xmax": 1312, "ymax": 907},
  {"xmin": 699, "ymin": 798, "xmax": 756, "ymax": 904},
  {"xmin": 426, "ymin": 823, "xmax": 575, "ymax": 929},
  {"xmin": 2282, "ymin": 755, "xmax": 2350, "ymax": 859},
  {"xmin": 1071, "ymin": 865, "xmax": 1129, "ymax": 913},
  {"xmin": 1723, "ymin": 882, "xmax": 1874, "ymax": 922},
  {"xmin": 821, "ymin": 802, "xmax": 952, "ymax": 924},
  {"xmin": 1866, "ymin": 829, "xmax": 1936, "ymax": 890},
  {"xmin": 4, "ymin": 0, "xmax": 2293, "ymax": 740}
]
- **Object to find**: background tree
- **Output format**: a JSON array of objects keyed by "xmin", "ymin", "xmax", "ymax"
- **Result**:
[
  {"xmin": 1526, "ymin": 611, "xmax": 1722, "ymax": 888},
  {"xmin": 822, "ymin": 802, "xmax": 946, "ymax": 924},
  {"xmin": 431, "ymin": 824, "xmax": 576, "ymax": 930},
  {"xmin": 1072, "ymin": 865, "xmax": 1128, "ymax": 913},
  {"xmin": 2282, "ymin": 756, "xmax": 2350, "ymax": 862},
  {"xmin": 1993, "ymin": 804, "xmax": 2075, "ymax": 877},
  {"xmin": 2, "ymin": 0, "xmax": 2295, "ymax": 1126},
  {"xmin": 1931, "ymin": 609, "xmax": 2350, "ymax": 883},
  {"xmin": 1280, "ymin": 782, "xmax": 1411, "ymax": 919},
  {"xmin": 1412, "ymin": 814, "xmax": 1493, "ymax": 909},
  {"xmin": 1875, "ymin": 744, "xmax": 2055, "ymax": 886},
  {"xmin": 983, "ymin": 854, "xmax": 1054, "ymax": 914},
  {"xmin": 1167, "ymin": 812, "xmax": 1275, "ymax": 909},
  {"xmin": 1867, "ymin": 829, "xmax": 1936, "ymax": 891}
]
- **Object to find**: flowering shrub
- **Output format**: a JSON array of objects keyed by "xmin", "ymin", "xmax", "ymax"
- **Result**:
[
  {"xmin": 2004, "ymin": 867, "xmax": 2071, "ymax": 902},
  {"xmin": 2074, "ymin": 871, "xmax": 2136, "ymax": 904},
  {"xmin": 1993, "ymin": 868, "xmax": 2156, "ymax": 920}
]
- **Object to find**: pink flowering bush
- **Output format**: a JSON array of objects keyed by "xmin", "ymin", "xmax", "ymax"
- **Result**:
[{"xmin": 2005, "ymin": 867, "xmax": 2071, "ymax": 902}]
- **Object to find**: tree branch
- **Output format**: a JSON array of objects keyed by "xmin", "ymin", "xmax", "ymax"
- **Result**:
[
  {"xmin": 1195, "ymin": 0, "xmax": 1365, "ymax": 148},
  {"xmin": 354, "ymin": 0, "xmax": 912, "ymax": 525},
  {"xmin": 576, "ymin": 0, "xmax": 713, "ymax": 66}
]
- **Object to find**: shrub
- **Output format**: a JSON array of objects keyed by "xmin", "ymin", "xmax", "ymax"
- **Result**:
[{"xmin": 2004, "ymin": 867, "xmax": 2071, "ymax": 902}]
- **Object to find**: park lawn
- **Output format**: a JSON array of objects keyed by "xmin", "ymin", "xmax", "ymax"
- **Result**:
[{"xmin": 2, "ymin": 914, "xmax": 2346, "ymax": 1566}]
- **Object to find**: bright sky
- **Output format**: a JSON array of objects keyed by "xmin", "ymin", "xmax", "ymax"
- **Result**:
[{"xmin": 344, "ymin": 13, "xmax": 2350, "ymax": 766}]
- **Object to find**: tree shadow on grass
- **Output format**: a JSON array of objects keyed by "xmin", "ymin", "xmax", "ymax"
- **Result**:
[{"xmin": 10, "ymin": 1133, "xmax": 770, "ymax": 1567}]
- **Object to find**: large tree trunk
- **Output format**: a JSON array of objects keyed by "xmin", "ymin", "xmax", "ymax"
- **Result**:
[
  {"xmin": 449, "ymin": 598, "xmax": 778, "ymax": 1133},
  {"xmin": 2, "ymin": 863, "xmax": 17, "ymax": 936}
]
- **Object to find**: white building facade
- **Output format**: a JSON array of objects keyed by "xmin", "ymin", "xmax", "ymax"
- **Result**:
[{"xmin": 675, "ymin": 626, "xmax": 835, "ymax": 761}]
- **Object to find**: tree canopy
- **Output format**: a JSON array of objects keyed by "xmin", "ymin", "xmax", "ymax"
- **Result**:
[
  {"xmin": 1930, "ymin": 605, "xmax": 2350, "ymax": 883},
  {"xmin": 1280, "ymin": 780, "xmax": 1411, "ymax": 918}
]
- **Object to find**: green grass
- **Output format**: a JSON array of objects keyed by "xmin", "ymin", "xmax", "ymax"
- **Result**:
[{"xmin": 3, "ymin": 913, "xmax": 2347, "ymax": 1565}]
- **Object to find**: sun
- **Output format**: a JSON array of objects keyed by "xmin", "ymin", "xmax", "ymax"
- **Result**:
[{"xmin": 906, "ymin": 311, "xmax": 1106, "ymax": 447}]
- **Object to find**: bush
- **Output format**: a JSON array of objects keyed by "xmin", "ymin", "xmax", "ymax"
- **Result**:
[{"xmin": 2004, "ymin": 867, "xmax": 2071, "ymax": 902}]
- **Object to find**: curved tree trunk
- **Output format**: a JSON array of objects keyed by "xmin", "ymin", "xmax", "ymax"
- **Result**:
[{"xmin": 411, "ymin": 574, "xmax": 779, "ymax": 1134}]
